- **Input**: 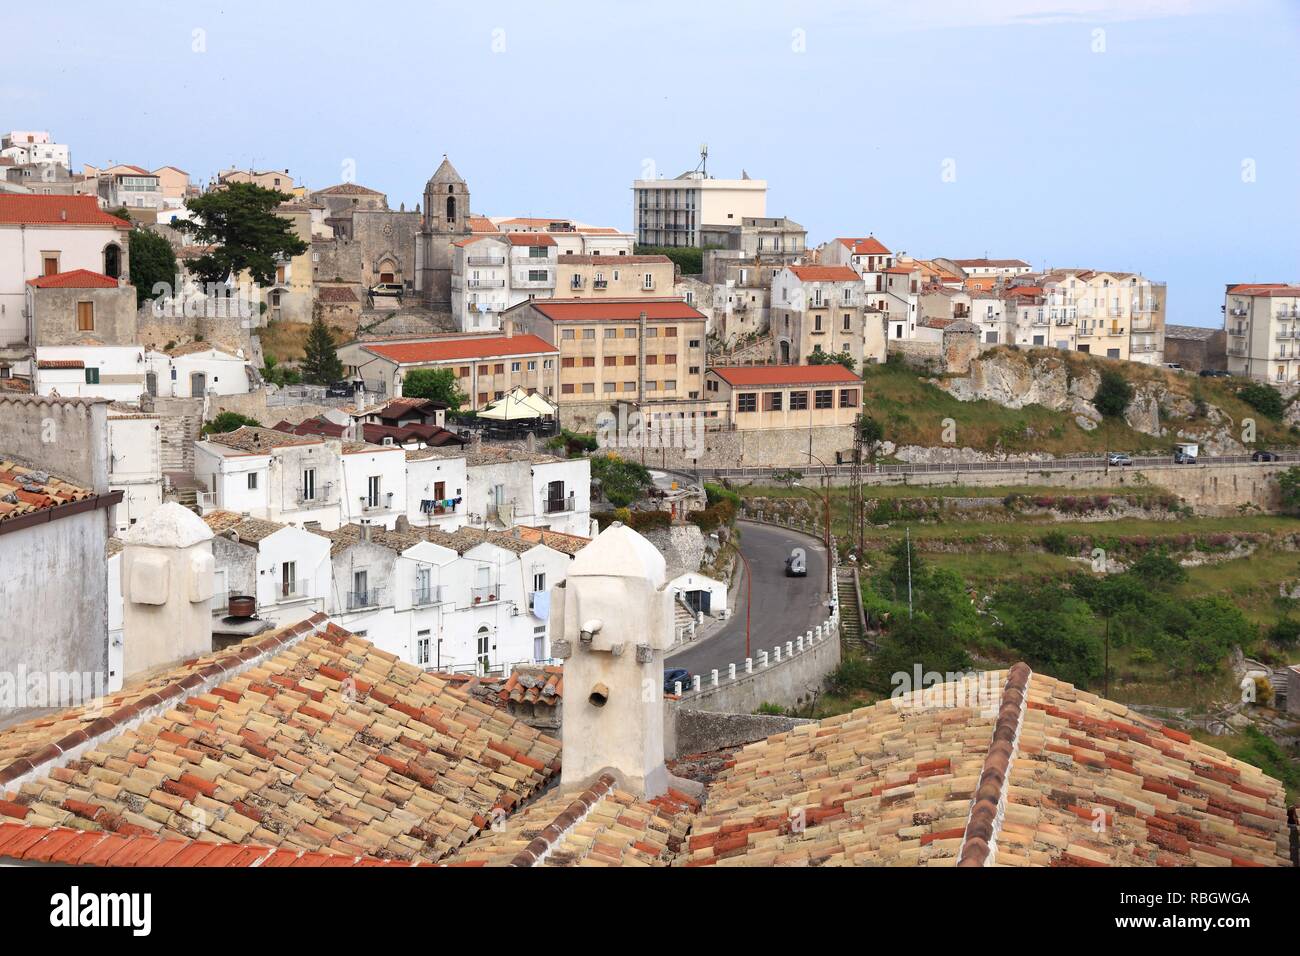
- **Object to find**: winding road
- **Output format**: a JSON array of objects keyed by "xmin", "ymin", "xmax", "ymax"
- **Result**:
[{"xmin": 669, "ymin": 521, "xmax": 831, "ymax": 678}]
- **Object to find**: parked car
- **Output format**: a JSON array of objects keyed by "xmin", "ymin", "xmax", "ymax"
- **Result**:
[
  {"xmin": 325, "ymin": 381, "xmax": 357, "ymax": 398},
  {"xmin": 1174, "ymin": 441, "xmax": 1199, "ymax": 464},
  {"xmin": 785, "ymin": 549, "xmax": 807, "ymax": 577},
  {"xmin": 1252, "ymin": 449, "xmax": 1279, "ymax": 462},
  {"xmin": 1198, "ymin": 369, "xmax": 1232, "ymax": 378},
  {"xmin": 1107, "ymin": 453, "xmax": 1133, "ymax": 467},
  {"xmin": 369, "ymin": 282, "xmax": 404, "ymax": 299},
  {"xmin": 663, "ymin": 668, "xmax": 692, "ymax": 693}
]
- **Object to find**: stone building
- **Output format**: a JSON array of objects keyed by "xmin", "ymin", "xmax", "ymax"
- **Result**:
[
  {"xmin": 418, "ymin": 156, "xmax": 472, "ymax": 308},
  {"xmin": 1164, "ymin": 323, "xmax": 1227, "ymax": 373},
  {"xmin": 310, "ymin": 182, "xmax": 421, "ymax": 305}
]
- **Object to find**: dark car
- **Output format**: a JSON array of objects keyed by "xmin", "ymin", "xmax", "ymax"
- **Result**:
[
  {"xmin": 1198, "ymin": 369, "xmax": 1232, "ymax": 378},
  {"xmin": 664, "ymin": 668, "xmax": 692, "ymax": 693},
  {"xmin": 1252, "ymin": 450, "xmax": 1279, "ymax": 462},
  {"xmin": 1174, "ymin": 449, "xmax": 1198, "ymax": 464}
]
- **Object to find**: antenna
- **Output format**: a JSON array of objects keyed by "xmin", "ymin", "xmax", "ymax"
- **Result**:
[{"xmin": 695, "ymin": 143, "xmax": 708, "ymax": 178}]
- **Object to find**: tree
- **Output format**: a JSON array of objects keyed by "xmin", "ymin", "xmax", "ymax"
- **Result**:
[
  {"xmin": 591, "ymin": 454, "xmax": 652, "ymax": 508},
  {"xmin": 1279, "ymin": 467, "xmax": 1300, "ymax": 516},
  {"xmin": 991, "ymin": 582, "xmax": 1102, "ymax": 688},
  {"xmin": 1124, "ymin": 549, "xmax": 1188, "ymax": 588},
  {"xmin": 1092, "ymin": 368, "xmax": 1133, "ymax": 419},
  {"xmin": 201, "ymin": 411, "xmax": 261, "ymax": 436},
  {"xmin": 261, "ymin": 355, "xmax": 300, "ymax": 387},
  {"xmin": 1238, "ymin": 382, "xmax": 1285, "ymax": 419},
  {"xmin": 401, "ymin": 368, "xmax": 466, "ymax": 410},
  {"xmin": 857, "ymin": 415, "xmax": 884, "ymax": 456},
  {"xmin": 809, "ymin": 349, "xmax": 857, "ymax": 372},
  {"xmin": 175, "ymin": 182, "xmax": 308, "ymax": 286},
  {"xmin": 300, "ymin": 314, "xmax": 343, "ymax": 385},
  {"xmin": 128, "ymin": 227, "xmax": 178, "ymax": 307}
]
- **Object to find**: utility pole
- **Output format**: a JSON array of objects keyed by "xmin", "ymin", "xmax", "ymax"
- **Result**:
[{"xmin": 906, "ymin": 526, "xmax": 914, "ymax": 620}]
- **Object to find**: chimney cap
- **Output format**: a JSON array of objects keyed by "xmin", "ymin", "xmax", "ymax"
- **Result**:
[{"xmin": 121, "ymin": 501, "xmax": 213, "ymax": 548}]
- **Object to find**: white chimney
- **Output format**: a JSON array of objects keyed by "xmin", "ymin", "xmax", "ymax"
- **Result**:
[
  {"xmin": 550, "ymin": 523, "xmax": 682, "ymax": 798},
  {"xmin": 119, "ymin": 503, "xmax": 215, "ymax": 678},
  {"xmin": 504, "ymin": 318, "xmax": 515, "ymax": 339}
]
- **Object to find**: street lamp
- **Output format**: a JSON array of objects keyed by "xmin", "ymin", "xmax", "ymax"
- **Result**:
[{"xmin": 793, "ymin": 451, "xmax": 835, "ymax": 597}]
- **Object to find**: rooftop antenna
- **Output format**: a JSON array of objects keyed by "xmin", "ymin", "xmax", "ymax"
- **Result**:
[{"xmin": 694, "ymin": 143, "xmax": 708, "ymax": 178}]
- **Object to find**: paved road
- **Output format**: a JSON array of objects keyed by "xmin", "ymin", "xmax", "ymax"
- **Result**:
[
  {"xmin": 669, "ymin": 521, "xmax": 831, "ymax": 680},
  {"xmin": 678, "ymin": 451, "xmax": 1300, "ymax": 482}
]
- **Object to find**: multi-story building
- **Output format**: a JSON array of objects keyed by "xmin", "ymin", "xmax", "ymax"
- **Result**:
[
  {"xmin": 1224, "ymin": 283, "xmax": 1300, "ymax": 383},
  {"xmin": 554, "ymin": 254, "xmax": 675, "ymax": 298},
  {"xmin": 106, "ymin": 408, "xmax": 163, "ymax": 533},
  {"xmin": 490, "ymin": 217, "xmax": 635, "ymax": 257},
  {"xmin": 632, "ymin": 168, "xmax": 767, "ymax": 248},
  {"xmin": 506, "ymin": 297, "xmax": 709, "ymax": 425},
  {"xmin": 821, "ymin": 236, "xmax": 895, "ymax": 278},
  {"xmin": 944, "ymin": 257, "xmax": 1033, "ymax": 286},
  {"xmin": 451, "ymin": 234, "xmax": 510, "ymax": 329},
  {"xmin": 216, "ymin": 167, "xmax": 296, "ymax": 192},
  {"xmin": 1, "ymin": 131, "xmax": 70, "ymax": 168},
  {"xmin": 90, "ymin": 165, "xmax": 164, "ymax": 213},
  {"xmin": 704, "ymin": 364, "xmax": 864, "ymax": 431},
  {"xmin": 0, "ymin": 195, "xmax": 131, "ymax": 374},
  {"xmin": 338, "ymin": 330, "xmax": 560, "ymax": 408},
  {"xmin": 1040, "ymin": 270, "xmax": 1165, "ymax": 364},
  {"xmin": 770, "ymin": 265, "xmax": 885, "ymax": 369},
  {"xmin": 701, "ymin": 217, "xmax": 808, "ymax": 344}
]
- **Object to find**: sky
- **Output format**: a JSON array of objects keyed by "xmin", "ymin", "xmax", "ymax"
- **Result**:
[{"xmin": 5, "ymin": 0, "xmax": 1298, "ymax": 326}]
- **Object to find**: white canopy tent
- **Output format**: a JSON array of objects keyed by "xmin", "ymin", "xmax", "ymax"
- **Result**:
[{"xmin": 477, "ymin": 387, "xmax": 556, "ymax": 421}]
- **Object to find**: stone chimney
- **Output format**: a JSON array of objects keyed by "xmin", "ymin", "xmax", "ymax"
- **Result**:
[
  {"xmin": 550, "ymin": 523, "xmax": 677, "ymax": 798},
  {"xmin": 504, "ymin": 318, "xmax": 514, "ymax": 338},
  {"xmin": 120, "ymin": 503, "xmax": 215, "ymax": 678}
]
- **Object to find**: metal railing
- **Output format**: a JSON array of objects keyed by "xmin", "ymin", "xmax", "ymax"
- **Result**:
[
  {"xmin": 467, "ymin": 256, "xmax": 504, "ymax": 266},
  {"xmin": 411, "ymin": 585, "xmax": 446, "ymax": 607},
  {"xmin": 347, "ymin": 587, "xmax": 384, "ymax": 610},
  {"xmin": 471, "ymin": 584, "xmax": 500, "ymax": 604},
  {"xmin": 545, "ymin": 492, "xmax": 576, "ymax": 514}
]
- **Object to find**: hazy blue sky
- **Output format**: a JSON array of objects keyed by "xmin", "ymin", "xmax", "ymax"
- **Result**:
[{"xmin": 6, "ymin": 0, "xmax": 1298, "ymax": 325}]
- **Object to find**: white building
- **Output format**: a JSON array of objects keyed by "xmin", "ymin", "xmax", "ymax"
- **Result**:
[
  {"xmin": 1225, "ymin": 282, "xmax": 1300, "ymax": 384},
  {"xmin": 204, "ymin": 512, "xmax": 332, "ymax": 631},
  {"xmin": 339, "ymin": 442, "xmax": 408, "ymax": 529},
  {"xmin": 0, "ymin": 195, "xmax": 131, "ymax": 364},
  {"xmin": 106, "ymin": 409, "xmax": 163, "ymax": 533},
  {"xmin": 451, "ymin": 234, "xmax": 510, "ymax": 330},
  {"xmin": 144, "ymin": 344, "xmax": 253, "ymax": 398},
  {"xmin": 405, "ymin": 448, "xmax": 469, "ymax": 532},
  {"xmin": 632, "ymin": 168, "xmax": 767, "ymax": 248},
  {"xmin": 1, "ymin": 131, "xmax": 70, "ymax": 169},
  {"xmin": 33, "ymin": 345, "xmax": 149, "ymax": 401}
]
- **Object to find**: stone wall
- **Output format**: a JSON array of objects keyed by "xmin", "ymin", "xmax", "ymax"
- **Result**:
[
  {"xmin": 0, "ymin": 394, "xmax": 111, "ymax": 491},
  {"xmin": 640, "ymin": 523, "xmax": 707, "ymax": 579},
  {"xmin": 205, "ymin": 389, "xmax": 332, "ymax": 429},
  {"xmin": 33, "ymin": 286, "xmax": 137, "ymax": 347},
  {"xmin": 886, "ymin": 339, "xmax": 942, "ymax": 369},
  {"xmin": 626, "ymin": 423, "xmax": 857, "ymax": 471},
  {"xmin": 669, "ymin": 709, "xmax": 815, "ymax": 759},
  {"xmin": 136, "ymin": 307, "xmax": 253, "ymax": 356}
]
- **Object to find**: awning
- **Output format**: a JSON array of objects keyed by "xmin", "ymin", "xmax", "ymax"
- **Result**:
[{"xmin": 477, "ymin": 387, "xmax": 556, "ymax": 421}]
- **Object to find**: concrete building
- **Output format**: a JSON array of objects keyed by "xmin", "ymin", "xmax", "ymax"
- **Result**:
[
  {"xmin": 705, "ymin": 364, "xmax": 864, "ymax": 431},
  {"xmin": 338, "ymin": 331, "xmax": 560, "ymax": 408},
  {"xmin": 143, "ymin": 342, "xmax": 253, "ymax": 398},
  {"xmin": 216, "ymin": 168, "xmax": 295, "ymax": 192},
  {"xmin": 1039, "ymin": 269, "xmax": 1166, "ymax": 364},
  {"xmin": 554, "ymin": 254, "xmax": 675, "ymax": 298},
  {"xmin": 632, "ymin": 168, "xmax": 767, "ymax": 248},
  {"xmin": 0, "ymin": 195, "xmax": 132, "ymax": 375},
  {"xmin": 507, "ymin": 297, "xmax": 708, "ymax": 421},
  {"xmin": 1, "ymin": 131, "xmax": 70, "ymax": 168},
  {"xmin": 770, "ymin": 265, "xmax": 885, "ymax": 369},
  {"xmin": 89, "ymin": 165, "xmax": 163, "ymax": 213},
  {"xmin": 0, "ymin": 394, "xmax": 124, "ymax": 711},
  {"xmin": 1224, "ymin": 283, "xmax": 1300, "ymax": 383},
  {"xmin": 451, "ymin": 234, "xmax": 510, "ymax": 329},
  {"xmin": 152, "ymin": 166, "xmax": 195, "ymax": 206},
  {"xmin": 1164, "ymin": 323, "xmax": 1227, "ymax": 373},
  {"xmin": 106, "ymin": 407, "xmax": 163, "ymax": 533},
  {"xmin": 945, "ymin": 257, "xmax": 1033, "ymax": 282},
  {"xmin": 698, "ymin": 217, "xmax": 808, "ymax": 344}
]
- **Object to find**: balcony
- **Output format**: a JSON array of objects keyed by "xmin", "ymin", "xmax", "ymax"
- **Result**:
[
  {"xmin": 467, "ymin": 279, "xmax": 504, "ymax": 289},
  {"xmin": 471, "ymin": 585, "xmax": 500, "ymax": 605},
  {"xmin": 1230, "ymin": 307, "xmax": 1249, "ymax": 317},
  {"xmin": 296, "ymin": 481, "xmax": 333, "ymax": 506},
  {"xmin": 592, "ymin": 279, "xmax": 608, "ymax": 290},
  {"xmin": 467, "ymin": 256, "xmax": 504, "ymax": 267},
  {"xmin": 1130, "ymin": 343, "xmax": 1157, "ymax": 353},
  {"xmin": 1228, "ymin": 345, "xmax": 1248, "ymax": 357},
  {"xmin": 545, "ymin": 492, "xmax": 576, "ymax": 514},
  {"xmin": 347, "ymin": 587, "xmax": 384, "ymax": 611},
  {"xmin": 569, "ymin": 276, "xmax": 585, "ymax": 290},
  {"xmin": 411, "ymin": 585, "xmax": 446, "ymax": 607},
  {"xmin": 357, "ymin": 491, "xmax": 395, "ymax": 514},
  {"xmin": 1277, "ymin": 331, "xmax": 1295, "ymax": 341}
]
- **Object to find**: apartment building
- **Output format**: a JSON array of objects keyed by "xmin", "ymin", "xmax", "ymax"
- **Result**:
[
  {"xmin": 1224, "ymin": 283, "xmax": 1300, "ymax": 383},
  {"xmin": 89, "ymin": 165, "xmax": 164, "ymax": 213},
  {"xmin": 216, "ymin": 167, "xmax": 296, "ymax": 192},
  {"xmin": 451, "ymin": 235, "xmax": 510, "ymax": 329},
  {"xmin": 821, "ymin": 236, "xmax": 895, "ymax": 277},
  {"xmin": 506, "ymin": 297, "xmax": 708, "ymax": 419},
  {"xmin": 555, "ymin": 254, "xmax": 675, "ymax": 297},
  {"xmin": 339, "ymin": 330, "xmax": 560, "ymax": 408},
  {"xmin": 1, "ymin": 131, "xmax": 70, "ymax": 168},
  {"xmin": 945, "ymin": 257, "xmax": 1033, "ymax": 284},
  {"xmin": 1038, "ymin": 270, "xmax": 1165, "ymax": 364},
  {"xmin": 490, "ymin": 217, "xmax": 635, "ymax": 257},
  {"xmin": 632, "ymin": 169, "xmax": 767, "ymax": 247},
  {"xmin": 770, "ymin": 265, "xmax": 885, "ymax": 368},
  {"xmin": 705, "ymin": 364, "xmax": 864, "ymax": 431},
  {"xmin": 700, "ymin": 217, "xmax": 808, "ymax": 343}
]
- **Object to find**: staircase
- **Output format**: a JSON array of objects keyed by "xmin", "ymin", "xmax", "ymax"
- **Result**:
[
  {"xmin": 174, "ymin": 485, "xmax": 199, "ymax": 515},
  {"xmin": 836, "ymin": 568, "xmax": 867, "ymax": 650},
  {"xmin": 673, "ymin": 594, "xmax": 697, "ymax": 642}
]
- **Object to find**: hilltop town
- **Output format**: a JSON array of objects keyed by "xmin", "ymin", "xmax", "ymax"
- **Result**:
[{"xmin": 0, "ymin": 129, "xmax": 1297, "ymax": 887}]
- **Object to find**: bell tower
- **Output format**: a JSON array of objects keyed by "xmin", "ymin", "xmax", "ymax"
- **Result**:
[{"xmin": 419, "ymin": 155, "xmax": 471, "ymax": 308}]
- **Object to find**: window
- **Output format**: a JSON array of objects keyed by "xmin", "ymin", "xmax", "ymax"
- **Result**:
[
  {"xmin": 737, "ymin": 392, "xmax": 757, "ymax": 413},
  {"xmin": 562, "ymin": 383, "xmax": 575, "ymax": 394},
  {"xmin": 790, "ymin": 390, "xmax": 809, "ymax": 410},
  {"xmin": 511, "ymin": 361, "xmax": 521, "ymax": 372},
  {"xmin": 603, "ymin": 382, "xmax": 616, "ymax": 393},
  {"xmin": 562, "ymin": 357, "xmax": 576, "ymax": 368},
  {"xmin": 248, "ymin": 472, "xmax": 259, "ymax": 490},
  {"xmin": 646, "ymin": 354, "xmax": 658, "ymax": 365},
  {"xmin": 76, "ymin": 301, "xmax": 94, "ymax": 331},
  {"xmin": 689, "ymin": 365, "xmax": 700, "ymax": 375},
  {"xmin": 624, "ymin": 328, "xmax": 637, "ymax": 338},
  {"xmin": 42, "ymin": 255, "xmax": 58, "ymax": 276},
  {"xmin": 528, "ymin": 245, "xmax": 547, "ymax": 258},
  {"xmin": 581, "ymin": 382, "xmax": 595, "ymax": 393},
  {"xmin": 84, "ymin": 368, "xmax": 100, "ymax": 385},
  {"xmin": 527, "ymin": 360, "xmax": 536, "ymax": 371},
  {"xmin": 665, "ymin": 327, "xmax": 677, "ymax": 337},
  {"xmin": 842, "ymin": 314, "xmax": 851, "ymax": 331},
  {"xmin": 582, "ymin": 328, "xmax": 596, "ymax": 340},
  {"xmin": 417, "ymin": 630, "xmax": 431, "ymax": 666},
  {"xmin": 623, "ymin": 355, "xmax": 636, "ymax": 366},
  {"xmin": 493, "ymin": 363, "xmax": 505, "ymax": 374},
  {"xmin": 477, "ymin": 627, "xmax": 491, "ymax": 673},
  {"xmin": 366, "ymin": 476, "xmax": 381, "ymax": 508},
  {"xmin": 478, "ymin": 392, "xmax": 488, "ymax": 404},
  {"xmin": 301, "ymin": 468, "xmax": 315, "ymax": 500},
  {"xmin": 281, "ymin": 562, "xmax": 296, "ymax": 598},
  {"xmin": 603, "ymin": 356, "xmax": 617, "ymax": 366},
  {"xmin": 624, "ymin": 381, "xmax": 636, "ymax": 391},
  {"xmin": 664, "ymin": 354, "xmax": 677, "ymax": 364},
  {"xmin": 664, "ymin": 379, "xmax": 676, "ymax": 391},
  {"xmin": 763, "ymin": 392, "xmax": 783, "ymax": 412},
  {"xmin": 645, "ymin": 328, "xmax": 658, "ymax": 338},
  {"xmin": 688, "ymin": 339, "xmax": 701, "ymax": 349},
  {"xmin": 478, "ymin": 364, "xmax": 489, "ymax": 374},
  {"xmin": 604, "ymin": 328, "xmax": 617, "ymax": 338},
  {"xmin": 839, "ymin": 389, "xmax": 859, "ymax": 408},
  {"xmin": 562, "ymin": 328, "xmax": 576, "ymax": 340},
  {"xmin": 457, "ymin": 366, "xmax": 469, "ymax": 378},
  {"xmin": 582, "ymin": 356, "xmax": 595, "ymax": 367}
]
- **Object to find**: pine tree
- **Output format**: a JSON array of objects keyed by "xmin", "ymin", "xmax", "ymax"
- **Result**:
[{"xmin": 301, "ymin": 313, "xmax": 342, "ymax": 385}]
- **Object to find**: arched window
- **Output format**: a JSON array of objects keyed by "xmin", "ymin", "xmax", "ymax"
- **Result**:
[
  {"xmin": 103, "ymin": 244, "xmax": 122, "ymax": 279},
  {"xmin": 445, "ymin": 195, "xmax": 456, "ymax": 224}
]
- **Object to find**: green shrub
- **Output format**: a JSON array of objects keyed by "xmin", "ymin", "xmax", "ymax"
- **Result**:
[{"xmin": 1238, "ymin": 382, "xmax": 1285, "ymax": 419}]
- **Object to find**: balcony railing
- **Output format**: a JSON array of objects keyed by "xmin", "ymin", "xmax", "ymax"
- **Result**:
[
  {"xmin": 467, "ymin": 256, "xmax": 504, "ymax": 266},
  {"xmin": 347, "ymin": 587, "xmax": 384, "ymax": 610},
  {"xmin": 467, "ymin": 279, "xmax": 504, "ymax": 288},
  {"xmin": 471, "ymin": 585, "xmax": 499, "ymax": 604},
  {"xmin": 569, "ymin": 276, "xmax": 585, "ymax": 289},
  {"xmin": 545, "ymin": 492, "xmax": 576, "ymax": 514},
  {"xmin": 411, "ymin": 585, "xmax": 446, "ymax": 607},
  {"xmin": 592, "ymin": 279, "xmax": 608, "ymax": 289},
  {"xmin": 1228, "ymin": 345, "xmax": 1248, "ymax": 356}
]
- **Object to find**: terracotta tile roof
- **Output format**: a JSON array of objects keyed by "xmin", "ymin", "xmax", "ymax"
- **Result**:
[
  {"xmin": 557, "ymin": 254, "xmax": 671, "ymax": 266},
  {"xmin": 204, "ymin": 426, "xmax": 323, "ymax": 453},
  {"xmin": 524, "ymin": 298, "xmax": 705, "ymax": 323},
  {"xmin": 35, "ymin": 359, "xmax": 85, "ymax": 369},
  {"xmin": 0, "ymin": 823, "xmax": 428, "ymax": 867},
  {"xmin": 511, "ymin": 525, "xmax": 590, "ymax": 555},
  {"xmin": 709, "ymin": 364, "xmax": 862, "ymax": 387},
  {"xmin": 26, "ymin": 269, "xmax": 120, "ymax": 289},
  {"xmin": 1228, "ymin": 283, "xmax": 1300, "ymax": 297},
  {"xmin": 499, "ymin": 666, "xmax": 564, "ymax": 708},
  {"xmin": 443, "ymin": 774, "xmax": 695, "ymax": 866},
  {"xmin": 788, "ymin": 265, "xmax": 860, "ymax": 283},
  {"xmin": 313, "ymin": 182, "xmax": 384, "ymax": 196},
  {"xmin": 0, "ymin": 378, "xmax": 31, "ymax": 393},
  {"xmin": 685, "ymin": 666, "xmax": 1292, "ymax": 868},
  {"xmin": 952, "ymin": 258, "xmax": 1031, "ymax": 269},
  {"xmin": 0, "ymin": 459, "xmax": 94, "ymax": 524},
  {"xmin": 505, "ymin": 233, "xmax": 556, "ymax": 247},
  {"xmin": 202, "ymin": 510, "xmax": 287, "ymax": 544},
  {"xmin": 0, "ymin": 195, "xmax": 131, "ymax": 228},
  {"xmin": 318, "ymin": 285, "xmax": 358, "ymax": 304},
  {"xmin": 0, "ymin": 614, "xmax": 560, "ymax": 864},
  {"xmin": 836, "ymin": 236, "xmax": 891, "ymax": 255},
  {"xmin": 467, "ymin": 216, "xmax": 498, "ymax": 234},
  {"xmin": 363, "ymin": 335, "xmax": 558, "ymax": 365}
]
